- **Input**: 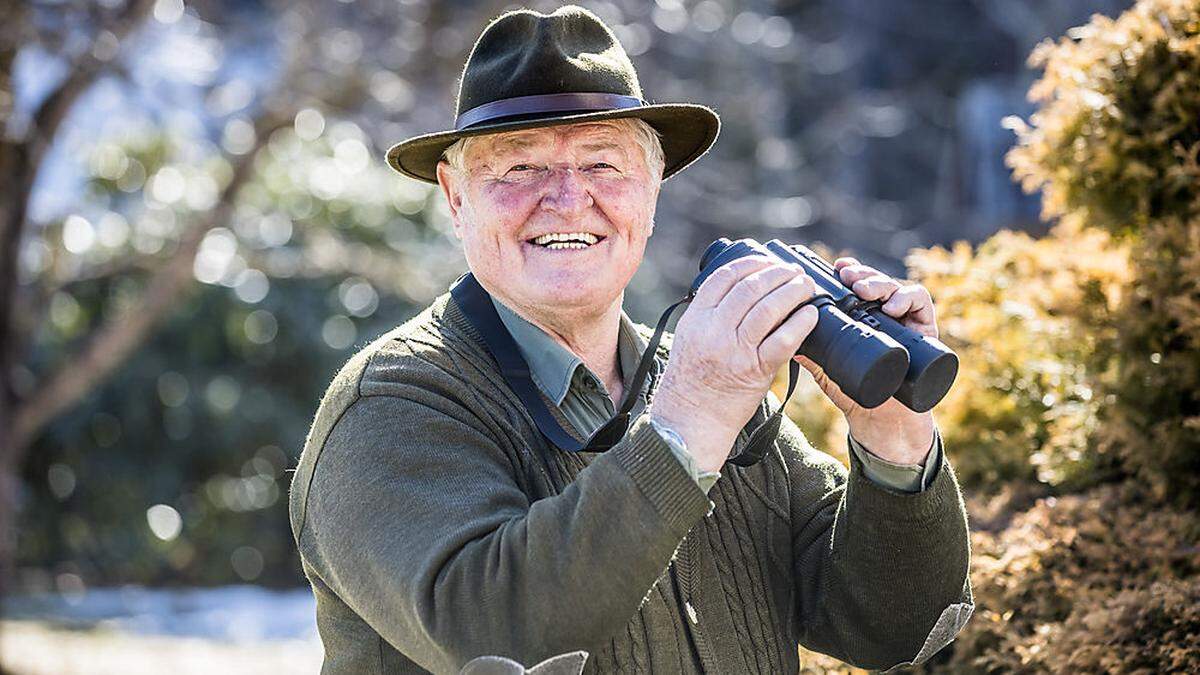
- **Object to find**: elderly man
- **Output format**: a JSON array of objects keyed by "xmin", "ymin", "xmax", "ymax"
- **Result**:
[{"xmin": 289, "ymin": 6, "xmax": 972, "ymax": 674}]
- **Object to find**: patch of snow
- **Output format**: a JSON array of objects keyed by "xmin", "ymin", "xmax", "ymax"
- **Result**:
[{"xmin": 3, "ymin": 585, "xmax": 318, "ymax": 644}]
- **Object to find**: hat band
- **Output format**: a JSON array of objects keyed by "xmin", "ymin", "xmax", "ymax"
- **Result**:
[{"xmin": 454, "ymin": 92, "xmax": 645, "ymax": 131}]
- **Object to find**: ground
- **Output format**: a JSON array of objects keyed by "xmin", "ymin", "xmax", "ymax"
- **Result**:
[{"xmin": 0, "ymin": 620, "xmax": 323, "ymax": 675}]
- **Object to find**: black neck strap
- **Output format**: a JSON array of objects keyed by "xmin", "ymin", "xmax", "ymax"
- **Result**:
[
  {"xmin": 450, "ymin": 273, "xmax": 800, "ymax": 466},
  {"xmin": 451, "ymin": 273, "xmax": 587, "ymax": 452}
]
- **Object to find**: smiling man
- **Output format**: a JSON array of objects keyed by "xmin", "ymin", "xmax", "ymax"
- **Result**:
[
  {"xmin": 437, "ymin": 119, "xmax": 663, "ymax": 410},
  {"xmin": 289, "ymin": 6, "xmax": 973, "ymax": 674}
]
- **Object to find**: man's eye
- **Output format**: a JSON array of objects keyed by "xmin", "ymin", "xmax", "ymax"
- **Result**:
[
  {"xmin": 507, "ymin": 164, "xmax": 536, "ymax": 173},
  {"xmin": 590, "ymin": 162, "xmax": 617, "ymax": 171}
]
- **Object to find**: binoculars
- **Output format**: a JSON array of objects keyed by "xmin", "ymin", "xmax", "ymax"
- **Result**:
[{"xmin": 692, "ymin": 238, "xmax": 958, "ymax": 412}]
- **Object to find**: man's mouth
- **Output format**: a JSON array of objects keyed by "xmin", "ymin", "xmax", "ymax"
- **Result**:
[{"xmin": 527, "ymin": 232, "xmax": 604, "ymax": 250}]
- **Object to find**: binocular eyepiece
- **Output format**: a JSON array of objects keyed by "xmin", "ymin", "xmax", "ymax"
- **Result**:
[{"xmin": 693, "ymin": 238, "xmax": 958, "ymax": 412}]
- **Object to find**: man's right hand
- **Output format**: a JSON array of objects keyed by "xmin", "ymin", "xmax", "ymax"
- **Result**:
[{"xmin": 649, "ymin": 256, "xmax": 820, "ymax": 473}]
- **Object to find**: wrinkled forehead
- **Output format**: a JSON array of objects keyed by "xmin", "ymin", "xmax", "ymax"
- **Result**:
[{"xmin": 468, "ymin": 121, "xmax": 635, "ymax": 161}]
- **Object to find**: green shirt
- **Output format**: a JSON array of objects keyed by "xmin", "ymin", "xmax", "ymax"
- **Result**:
[{"xmin": 491, "ymin": 297, "xmax": 942, "ymax": 493}]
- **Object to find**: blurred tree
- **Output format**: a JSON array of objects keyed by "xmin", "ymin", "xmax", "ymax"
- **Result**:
[
  {"xmin": 1, "ymin": 0, "xmax": 159, "ymax": 593},
  {"xmin": 0, "ymin": 0, "xmax": 478, "ymax": 590}
]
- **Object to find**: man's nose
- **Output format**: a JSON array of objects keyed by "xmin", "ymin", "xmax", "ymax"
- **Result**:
[{"xmin": 540, "ymin": 166, "xmax": 594, "ymax": 215}]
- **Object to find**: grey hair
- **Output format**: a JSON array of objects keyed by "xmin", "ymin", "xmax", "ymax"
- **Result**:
[{"xmin": 440, "ymin": 117, "xmax": 665, "ymax": 178}]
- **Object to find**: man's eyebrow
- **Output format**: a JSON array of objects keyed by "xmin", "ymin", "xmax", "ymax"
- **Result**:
[
  {"xmin": 489, "ymin": 135, "xmax": 539, "ymax": 153},
  {"xmin": 481, "ymin": 134, "xmax": 629, "ymax": 162},
  {"xmin": 578, "ymin": 140, "xmax": 626, "ymax": 153}
]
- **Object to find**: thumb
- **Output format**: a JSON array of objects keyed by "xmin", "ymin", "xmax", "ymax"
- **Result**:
[
  {"xmin": 793, "ymin": 354, "xmax": 823, "ymax": 378},
  {"xmin": 794, "ymin": 353, "xmax": 853, "ymax": 410}
]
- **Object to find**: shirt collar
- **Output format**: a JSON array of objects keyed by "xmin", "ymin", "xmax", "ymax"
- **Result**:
[{"xmin": 490, "ymin": 296, "xmax": 649, "ymax": 406}]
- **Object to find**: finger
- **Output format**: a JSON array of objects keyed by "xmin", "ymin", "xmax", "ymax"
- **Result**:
[
  {"xmin": 714, "ymin": 263, "xmax": 805, "ymax": 329},
  {"xmin": 794, "ymin": 353, "xmax": 852, "ymax": 408},
  {"xmin": 836, "ymin": 263, "xmax": 879, "ymax": 286},
  {"xmin": 881, "ymin": 285, "xmax": 938, "ymax": 337},
  {"xmin": 833, "ymin": 257, "xmax": 860, "ymax": 271},
  {"xmin": 794, "ymin": 353, "xmax": 837, "ymax": 391},
  {"xmin": 736, "ymin": 272, "xmax": 816, "ymax": 346},
  {"xmin": 759, "ymin": 303, "xmax": 819, "ymax": 367},
  {"xmin": 692, "ymin": 255, "xmax": 776, "ymax": 309},
  {"xmin": 850, "ymin": 274, "xmax": 902, "ymax": 302},
  {"xmin": 793, "ymin": 354, "xmax": 824, "ymax": 378},
  {"xmin": 879, "ymin": 285, "xmax": 921, "ymax": 318}
]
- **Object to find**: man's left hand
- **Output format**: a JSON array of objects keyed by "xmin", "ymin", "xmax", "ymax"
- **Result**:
[{"xmin": 793, "ymin": 257, "xmax": 938, "ymax": 465}]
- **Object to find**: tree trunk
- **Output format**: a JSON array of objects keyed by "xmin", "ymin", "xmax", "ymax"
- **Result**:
[
  {"xmin": 0, "ymin": 0, "xmax": 164, "ymax": 605},
  {"xmin": 0, "ymin": 0, "xmax": 30, "ymax": 608}
]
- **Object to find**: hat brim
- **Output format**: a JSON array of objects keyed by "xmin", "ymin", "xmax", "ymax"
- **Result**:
[{"xmin": 385, "ymin": 103, "xmax": 720, "ymax": 184}]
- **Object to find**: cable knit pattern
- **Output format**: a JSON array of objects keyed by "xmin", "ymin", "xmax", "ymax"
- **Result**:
[{"xmin": 289, "ymin": 292, "xmax": 973, "ymax": 674}]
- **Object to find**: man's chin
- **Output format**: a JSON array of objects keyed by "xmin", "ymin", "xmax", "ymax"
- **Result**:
[
  {"xmin": 520, "ymin": 278, "xmax": 620, "ymax": 312},
  {"xmin": 531, "ymin": 284, "xmax": 610, "ymax": 308}
]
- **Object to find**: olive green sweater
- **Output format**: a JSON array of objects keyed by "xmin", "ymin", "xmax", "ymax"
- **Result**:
[{"xmin": 288, "ymin": 292, "xmax": 974, "ymax": 674}]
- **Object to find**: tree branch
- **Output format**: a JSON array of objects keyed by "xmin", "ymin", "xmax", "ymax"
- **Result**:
[
  {"xmin": 0, "ymin": 0, "xmax": 156, "ymax": 449},
  {"xmin": 7, "ymin": 113, "xmax": 291, "ymax": 457},
  {"xmin": 26, "ymin": 0, "xmax": 157, "ymax": 169}
]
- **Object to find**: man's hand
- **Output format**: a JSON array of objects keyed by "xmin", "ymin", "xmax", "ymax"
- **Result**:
[
  {"xmin": 650, "ymin": 256, "xmax": 821, "ymax": 473},
  {"xmin": 794, "ymin": 257, "xmax": 938, "ymax": 465}
]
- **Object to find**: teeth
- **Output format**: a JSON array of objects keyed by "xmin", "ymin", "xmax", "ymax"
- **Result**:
[
  {"xmin": 545, "ymin": 241, "xmax": 591, "ymax": 250},
  {"xmin": 532, "ymin": 232, "xmax": 599, "ymax": 246}
]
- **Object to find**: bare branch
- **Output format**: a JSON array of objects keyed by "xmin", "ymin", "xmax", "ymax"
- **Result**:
[{"xmin": 25, "ymin": 0, "xmax": 157, "ymax": 170}]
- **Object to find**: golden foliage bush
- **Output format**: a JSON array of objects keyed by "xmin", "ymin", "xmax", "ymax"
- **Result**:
[
  {"xmin": 783, "ymin": 4, "xmax": 1200, "ymax": 671},
  {"xmin": 906, "ymin": 222, "xmax": 1130, "ymax": 490},
  {"xmin": 1094, "ymin": 218, "xmax": 1200, "ymax": 503},
  {"xmin": 1005, "ymin": 0, "xmax": 1200, "ymax": 504},
  {"xmin": 921, "ymin": 486, "xmax": 1200, "ymax": 673},
  {"xmin": 1006, "ymin": 0, "xmax": 1200, "ymax": 235}
]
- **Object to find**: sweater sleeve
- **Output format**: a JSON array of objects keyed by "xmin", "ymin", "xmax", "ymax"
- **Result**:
[
  {"xmin": 779, "ymin": 410, "xmax": 973, "ymax": 670},
  {"xmin": 294, "ymin": 391, "xmax": 712, "ymax": 674}
]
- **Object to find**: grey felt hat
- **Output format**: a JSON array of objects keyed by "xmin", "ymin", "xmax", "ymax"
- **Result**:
[{"xmin": 385, "ymin": 5, "xmax": 720, "ymax": 184}]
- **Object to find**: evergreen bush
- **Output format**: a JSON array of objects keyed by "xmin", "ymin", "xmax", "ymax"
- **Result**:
[
  {"xmin": 908, "ymin": 222, "xmax": 1129, "ymax": 491},
  {"xmin": 1005, "ymin": 0, "xmax": 1200, "ymax": 504}
]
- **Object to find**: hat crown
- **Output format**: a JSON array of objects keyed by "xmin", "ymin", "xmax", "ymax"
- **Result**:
[{"xmin": 455, "ymin": 5, "xmax": 642, "ymax": 117}]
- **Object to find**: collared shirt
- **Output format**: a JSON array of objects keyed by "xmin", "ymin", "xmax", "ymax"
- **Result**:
[{"xmin": 492, "ymin": 296, "xmax": 941, "ymax": 493}]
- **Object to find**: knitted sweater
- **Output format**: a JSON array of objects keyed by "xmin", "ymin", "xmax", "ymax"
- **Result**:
[{"xmin": 288, "ymin": 292, "xmax": 974, "ymax": 674}]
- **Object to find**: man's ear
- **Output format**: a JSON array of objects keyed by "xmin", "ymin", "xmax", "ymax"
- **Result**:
[
  {"xmin": 436, "ymin": 161, "xmax": 466, "ymax": 240},
  {"xmin": 645, "ymin": 180, "xmax": 662, "ymax": 237}
]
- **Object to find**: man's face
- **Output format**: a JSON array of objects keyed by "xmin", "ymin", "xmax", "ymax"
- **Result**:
[{"xmin": 436, "ymin": 121, "xmax": 661, "ymax": 317}]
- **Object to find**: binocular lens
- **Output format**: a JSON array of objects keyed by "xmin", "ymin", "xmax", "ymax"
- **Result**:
[{"xmin": 895, "ymin": 338, "xmax": 959, "ymax": 413}]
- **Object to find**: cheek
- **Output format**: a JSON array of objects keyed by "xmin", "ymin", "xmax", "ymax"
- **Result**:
[
  {"xmin": 487, "ymin": 184, "xmax": 535, "ymax": 217},
  {"xmin": 597, "ymin": 181, "xmax": 656, "ymax": 237},
  {"xmin": 464, "ymin": 187, "xmax": 537, "ymax": 252}
]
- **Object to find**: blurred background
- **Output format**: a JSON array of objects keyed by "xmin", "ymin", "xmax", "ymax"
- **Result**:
[{"xmin": 3, "ymin": 0, "xmax": 1199, "ymax": 672}]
